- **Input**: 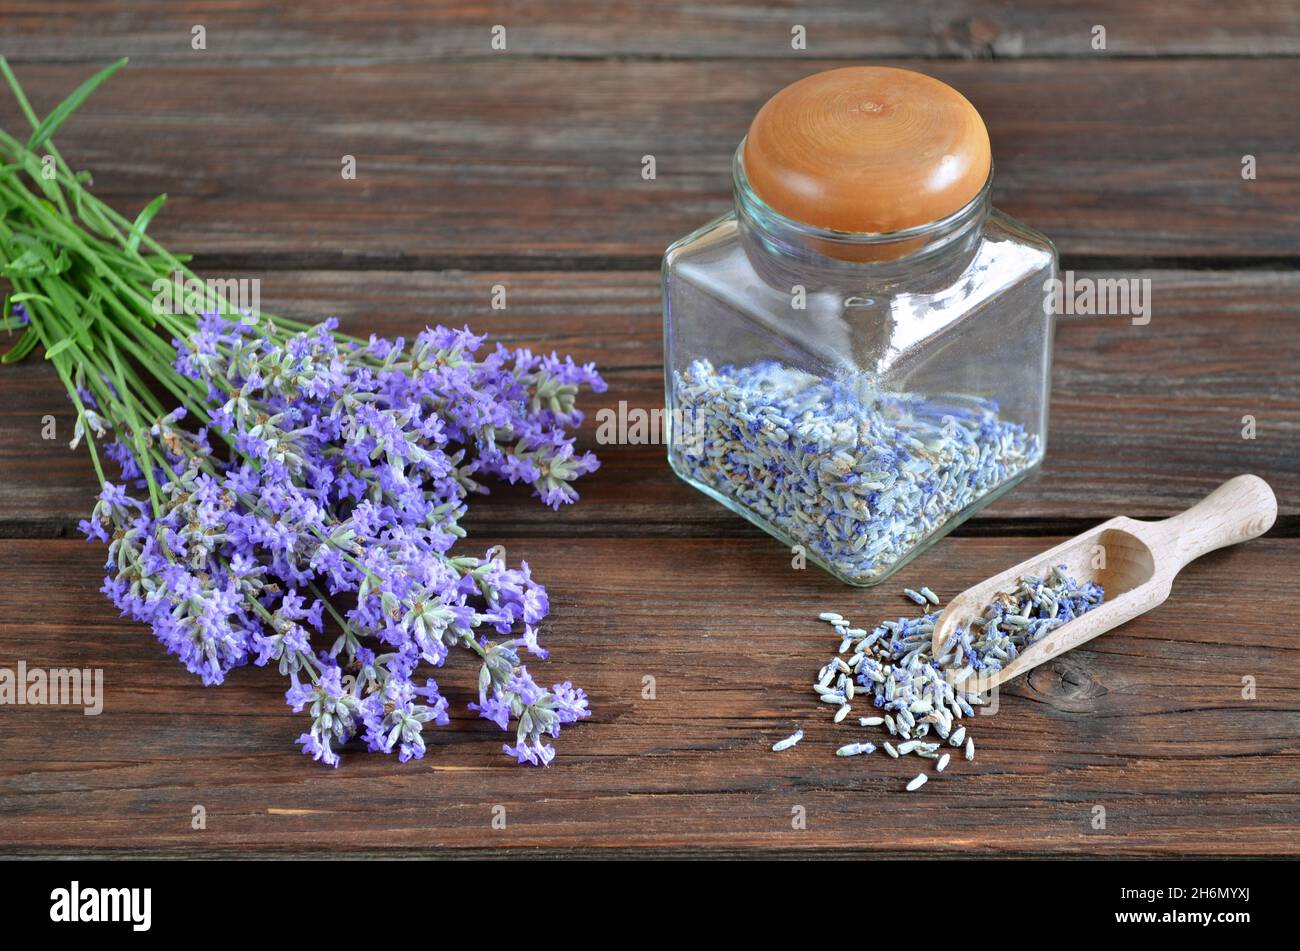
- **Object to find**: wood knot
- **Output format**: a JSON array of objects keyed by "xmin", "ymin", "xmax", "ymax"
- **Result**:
[
  {"xmin": 939, "ymin": 16, "xmax": 1011, "ymax": 59},
  {"xmin": 1025, "ymin": 656, "xmax": 1108, "ymax": 711}
]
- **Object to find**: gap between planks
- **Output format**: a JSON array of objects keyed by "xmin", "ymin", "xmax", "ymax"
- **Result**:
[
  {"xmin": 2, "ymin": 515, "xmax": 1298, "ymax": 543},
  {"xmin": 185, "ymin": 253, "xmax": 1300, "ymax": 273}
]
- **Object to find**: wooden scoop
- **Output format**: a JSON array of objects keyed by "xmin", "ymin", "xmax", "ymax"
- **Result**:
[{"xmin": 929, "ymin": 475, "xmax": 1278, "ymax": 689}]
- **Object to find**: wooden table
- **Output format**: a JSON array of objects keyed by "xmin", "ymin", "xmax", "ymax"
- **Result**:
[{"xmin": 1, "ymin": 2, "xmax": 1296, "ymax": 858}]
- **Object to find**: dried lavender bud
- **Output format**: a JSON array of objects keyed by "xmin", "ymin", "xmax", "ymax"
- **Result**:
[
  {"xmin": 836, "ymin": 742, "xmax": 876, "ymax": 757},
  {"xmin": 672, "ymin": 360, "xmax": 1040, "ymax": 584},
  {"xmin": 814, "ymin": 569, "xmax": 1105, "ymax": 789},
  {"xmin": 772, "ymin": 729, "xmax": 804, "ymax": 752}
]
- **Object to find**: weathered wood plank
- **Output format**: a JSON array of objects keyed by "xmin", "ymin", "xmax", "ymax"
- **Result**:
[
  {"xmin": 0, "ymin": 60, "xmax": 1295, "ymax": 260},
  {"xmin": 0, "ymin": 535, "xmax": 1295, "ymax": 856},
  {"xmin": 1, "ymin": 269, "xmax": 1295, "ymax": 534},
  {"xmin": 3, "ymin": 1, "xmax": 1298, "ymax": 62}
]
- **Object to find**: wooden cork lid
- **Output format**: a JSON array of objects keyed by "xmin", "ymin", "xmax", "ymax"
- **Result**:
[{"xmin": 742, "ymin": 67, "xmax": 991, "ymax": 235}]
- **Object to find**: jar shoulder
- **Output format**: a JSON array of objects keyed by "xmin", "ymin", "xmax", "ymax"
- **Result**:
[
  {"xmin": 983, "ymin": 209, "xmax": 1058, "ymax": 272},
  {"xmin": 662, "ymin": 212, "xmax": 742, "ymax": 275},
  {"xmin": 663, "ymin": 208, "xmax": 1057, "ymax": 307}
]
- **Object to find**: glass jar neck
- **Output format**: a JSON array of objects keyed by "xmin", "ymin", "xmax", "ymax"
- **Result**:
[{"xmin": 732, "ymin": 141, "xmax": 991, "ymax": 288}]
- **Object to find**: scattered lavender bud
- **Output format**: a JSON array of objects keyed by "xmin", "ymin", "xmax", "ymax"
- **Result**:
[
  {"xmin": 772, "ymin": 729, "xmax": 804, "ymax": 752},
  {"xmin": 906, "ymin": 774, "xmax": 928, "ymax": 792},
  {"xmin": 836, "ymin": 742, "xmax": 875, "ymax": 757},
  {"xmin": 937, "ymin": 753, "xmax": 951, "ymax": 772},
  {"xmin": 813, "ymin": 565, "xmax": 1103, "ymax": 788}
]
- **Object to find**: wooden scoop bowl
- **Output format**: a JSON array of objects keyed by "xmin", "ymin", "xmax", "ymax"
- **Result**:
[{"xmin": 930, "ymin": 475, "xmax": 1278, "ymax": 689}]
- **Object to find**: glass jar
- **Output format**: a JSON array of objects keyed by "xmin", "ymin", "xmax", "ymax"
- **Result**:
[{"xmin": 662, "ymin": 67, "xmax": 1057, "ymax": 585}]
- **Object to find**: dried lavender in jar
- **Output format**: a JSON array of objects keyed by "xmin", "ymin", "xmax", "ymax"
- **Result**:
[{"xmin": 672, "ymin": 359, "xmax": 1042, "ymax": 584}]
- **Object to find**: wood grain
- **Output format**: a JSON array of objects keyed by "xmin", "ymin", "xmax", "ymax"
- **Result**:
[
  {"xmin": 2, "ymin": 269, "xmax": 1295, "ymax": 535},
  {"xmin": 0, "ymin": 60, "xmax": 1295, "ymax": 262},
  {"xmin": 3, "ymin": 1, "xmax": 1298, "ymax": 63},
  {"xmin": 0, "ymin": 535, "xmax": 1294, "ymax": 856},
  {"xmin": 0, "ymin": 3, "xmax": 1296, "ymax": 860}
]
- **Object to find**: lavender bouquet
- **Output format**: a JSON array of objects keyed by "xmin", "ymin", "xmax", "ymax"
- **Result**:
[{"xmin": 0, "ymin": 58, "xmax": 604, "ymax": 766}]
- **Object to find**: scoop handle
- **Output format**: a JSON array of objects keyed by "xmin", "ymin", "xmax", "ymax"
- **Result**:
[{"xmin": 1149, "ymin": 474, "xmax": 1277, "ymax": 571}]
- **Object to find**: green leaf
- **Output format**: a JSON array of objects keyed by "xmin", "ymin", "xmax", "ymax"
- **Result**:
[
  {"xmin": 7, "ymin": 292, "xmax": 53, "ymax": 305},
  {"xmin": 74, "ymin": 185, "xmax": 116, "ymax": 238},
  {"xmin": 1, "ymin": 248, "xmax": 46, "ymax": 278},
  {"xmin": 43, "ymin": 337, "xmax": 77, "ymax": 360},
  {"xmin": 19, "ymin": 152, "xmax": 44, "ymax": 180},
  {"xmin": 1, "ymin": 327, "xmax": 39, "ymax": 363},
  {"xmin": 26, "ymin": 57, "xmax": 129, "ymax": 151},
  {"xmin": 127, "ymin": 193, "xmax": 166, "ymax": 253},
  {"xmin": 1, "ymin": 240, "xmax": 69, "ymax": 279},
  {"xmin": 142, "ymin": 253, "xmax": 176, "ymax": 276}
]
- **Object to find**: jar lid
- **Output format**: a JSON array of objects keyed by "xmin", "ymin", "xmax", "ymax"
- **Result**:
[{"xmin": 742, "ymin": 67, "xmax": 991, "ymax": 235}]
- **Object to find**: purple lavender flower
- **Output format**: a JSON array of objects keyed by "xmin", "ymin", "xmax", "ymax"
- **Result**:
[{"xmin": 81, "ymin": 314, "xmax": 601, "ymax": 767}]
